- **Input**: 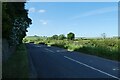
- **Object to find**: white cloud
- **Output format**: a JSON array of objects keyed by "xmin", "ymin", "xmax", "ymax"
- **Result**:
[
  {"xmin": 38, "ymin": 9, "xmax": 46, "ymax": 13},
  {"xmin": 43, "ymin": 22, "xmax": 47, "ymax": 25},
  {"xmin": 40, "ymin": 20, "xmax": 48, "ymax": 25},
  {"xmin": 71, "ymin": 6, "xmax": 117, "ymax": 19},
  {"xmin": 28, "ymin": 8, "xmax": 46, "ymax": 13},
  {"xmin": 29, "ymin": 7, "xmax": 36, "ymax": 13}
]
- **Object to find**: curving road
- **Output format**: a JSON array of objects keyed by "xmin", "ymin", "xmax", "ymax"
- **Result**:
[{"xmin": 26, "ymin": 43, "xmax": 120, "ymax": 79}]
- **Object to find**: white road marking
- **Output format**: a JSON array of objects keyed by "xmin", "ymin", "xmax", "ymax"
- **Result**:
[
  {"xmin": 45, "ymin": 48, "xmax": 55, "ymax": 53},
  {"xmin": 57, "ymin": 50, "xmax": 67, "ymax": 52},
  {"xmin": 113, "ymin": 68, "xmax": 119, "ymax": 71},
  {"xmin": 64, "ymin": 56, "xmax": 120, "ymax": 80},
  {"xmin": 37, "ymin": 46, "xmax": 41, "ymax": 47},
  {"xmin": 33, "ymin": 45, "xmax": 41, "ymax": 47}
]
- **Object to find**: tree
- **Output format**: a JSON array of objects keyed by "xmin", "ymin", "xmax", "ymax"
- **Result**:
[
  {"xmin": 67, "ymin": 32, "xmax": 75, "ymax": 40},
  {"xmin": 51, "ymin": 35, "xmax": 58, "ymax": 40},
  {"xmin": 2, "ymin": 2, "xmax": 32, "ymax": 46},
  {"xmin": 101, "ymin": 33, "xmax": 106, "ymax": 39},
  {"xmin": 58, "ymin": 34, "xmax": 66, "ymax": 40}
]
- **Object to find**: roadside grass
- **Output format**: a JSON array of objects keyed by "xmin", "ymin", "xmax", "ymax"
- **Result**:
[
  {"xmin": 2, "ymin": 44, "xmax": 29, "ymax": 79},
  {"xmin": 74, "ymin": 46, "xmax": 119, "ymax": 61},
  {"xmin": 23, "ymin": 36, "xmax": 119, "ymax": 61},
  {"xmin": 45, "ymin": 39, "xmax": 119, "ymax": 61}
]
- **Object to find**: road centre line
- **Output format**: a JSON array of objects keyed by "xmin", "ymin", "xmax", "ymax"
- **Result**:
[
  {"xmin": 45, "ymin": 48, "xmax": 55, "ymax": 53},
  {"xmin": 64, "ymin": 56, "xmax": 120, "ymax": 80}
]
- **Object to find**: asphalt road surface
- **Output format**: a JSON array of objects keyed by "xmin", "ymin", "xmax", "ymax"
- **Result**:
[{"xmin": 26, "ymin": 43, "xmax": 120, "ymax": 79}]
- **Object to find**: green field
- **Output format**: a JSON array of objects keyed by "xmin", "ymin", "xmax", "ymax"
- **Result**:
[{"xmin": 23, "ymin": 36, "xmax": 120, "ymax": 61}]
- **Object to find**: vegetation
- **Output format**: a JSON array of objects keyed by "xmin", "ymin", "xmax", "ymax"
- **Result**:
[
  {"xmin": 2, "ymin": 2, "xmax": 31, "ymax": 79},
  {"xmin": 58, "ymin": 34, "xmax": 66, "ymax": 40},
  {"xmin": 50, "ymin": 34, "xmax": 66, "ymax": 40},
  {"xmin": 51, "ymin": 35, "xmax": 59, "ymax": 40},
  {"xmin": 101, "ymin": 33, "xmax": 106, "ymax": 39},
  {"xmin": 23, "ymin": 35, "xmax": 119, "ymax": 61},
  {"xmin": 2, "ymin": 2, "xmax": 32, "ymax": 46},
  {"xmin": 67, "ymin": 32, "xmax": 75, "ymax": 40},
  {"xmin": 2, "ymin": 44, "xmax": 29, "ymax": 79}
]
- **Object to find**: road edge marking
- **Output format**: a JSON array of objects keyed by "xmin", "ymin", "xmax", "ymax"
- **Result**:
[
  {"xmin": 64, "ymin": 56, "xmax": 120, "ymax": 80},
  {"xmin": 45, "ymin": 48, "xmax": 55, "ymax": 53}
]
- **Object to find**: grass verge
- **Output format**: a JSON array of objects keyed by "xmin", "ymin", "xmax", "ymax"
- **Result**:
[
  {"xmin": 45, "ymin": 40, "xmax": 119, "ymax": 61},
  {"xmin": 2, "ymin": 43, "xmax": 29, "ymax": 79}
]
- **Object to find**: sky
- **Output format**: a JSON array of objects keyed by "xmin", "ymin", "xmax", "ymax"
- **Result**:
[{"xmin": 25, "ymin": 2, "xmax": 118, "ymax": 37}]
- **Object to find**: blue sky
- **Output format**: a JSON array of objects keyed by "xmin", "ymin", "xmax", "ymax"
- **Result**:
[{"xmin": 25, "ymin": 2, "xmax": 118, "ymax": 37}]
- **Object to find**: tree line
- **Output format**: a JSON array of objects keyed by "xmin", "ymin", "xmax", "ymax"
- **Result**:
[
  {"xmin": 35, "ymin": 32, "xmax": 109, "ymax": 41},
  {"xmin": 48, "ymin": 32, "xmax": 75, "ymax": 40}
]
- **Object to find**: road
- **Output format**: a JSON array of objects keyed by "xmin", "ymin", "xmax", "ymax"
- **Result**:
[{"xmin": 26, "ymin": 43, "xmax": 120, "ymax": 79}]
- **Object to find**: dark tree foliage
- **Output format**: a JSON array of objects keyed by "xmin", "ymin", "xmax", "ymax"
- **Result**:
[
  {"xmin": 51, "ymin": 35, "xmax": 58, "ymax": 40},
  {"xmin": 2, "ymin": 2, "xmax": 32, "ymax": 46},
  {"xmin": 58, "ymin": 34, "xmax": 66, "ymax": 40},
  {"xmin": 67, "ymin": 32, "xmax": 75, "ymax": 40}
]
